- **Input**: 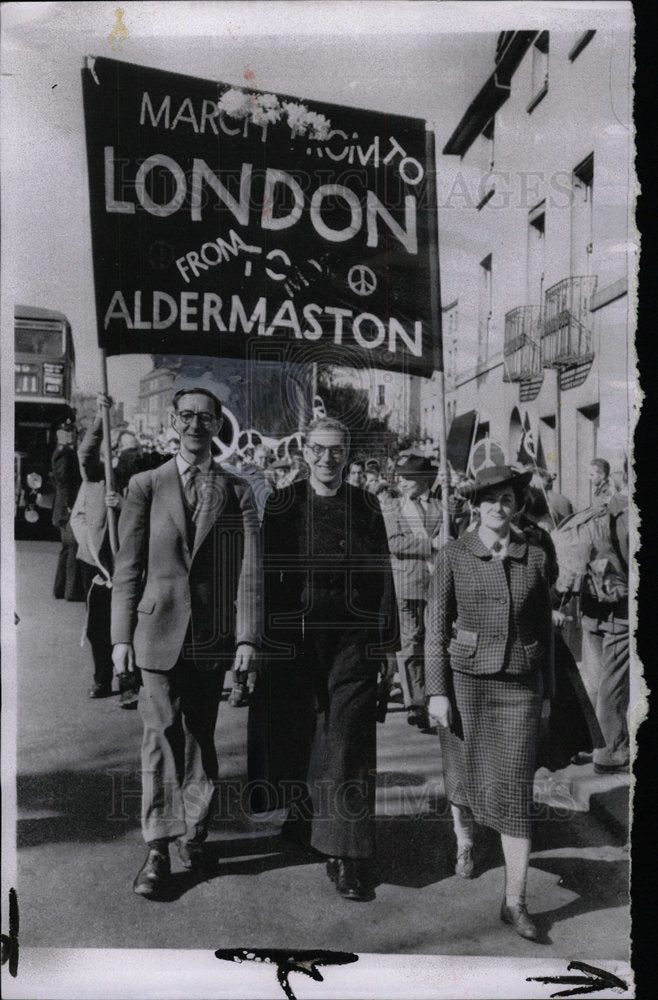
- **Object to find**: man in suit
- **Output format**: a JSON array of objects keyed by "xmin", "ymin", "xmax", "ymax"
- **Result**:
[
  {"xmin": 111, "ymin": 388, "xmax": 261, "ymax": 898},
  {"xmin": 52, "ymin": 414, "xmax": 84, "ymax": 601},
  {"xmin": 248, "ymin": 417, "xmax": 396, "ymax": 901},
  {"xmin": 381, "ymin": 454, "xmax": 444, "ymax": 730}
]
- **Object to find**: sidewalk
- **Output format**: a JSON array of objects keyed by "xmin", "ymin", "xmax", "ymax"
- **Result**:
[
  {"xmin": 376, "ymin": 703, "xmax": 630, "ymax": 841},
  {"xmin": 14, "ymin": 542, "xmax": 630, "ymax": 959}
]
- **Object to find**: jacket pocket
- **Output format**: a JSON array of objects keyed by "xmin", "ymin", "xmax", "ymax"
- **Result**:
[
  {"xmin": 448, "ymin": 639, "xmax": 476, "ymax": 660},
  {"xmin": 137, "ymin": 597, "xmax": 156, "ymax": 614}
]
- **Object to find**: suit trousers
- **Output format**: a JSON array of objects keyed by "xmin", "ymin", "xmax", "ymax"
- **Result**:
[
  {"xmin": 80, "ymin": 561, "xmax": 113, "ymax": 690},
  {"xmin": 138, "ymin": 657, "xmax": 225, "ymax": 845},
  {"xmin": 396, "ymin": 597, "xmax": 426, "ymax": 709},
  {"xmin": 53, "ymin": 522, "xmax": 84, "ymax": 601},
  {"xmin": 582, "ymin": 622, "xmax": 630, "ymax": 767}
]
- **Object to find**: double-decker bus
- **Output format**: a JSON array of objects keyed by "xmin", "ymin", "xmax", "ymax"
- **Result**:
[{"xmin": 14, "ymin": 305, "xmax": 76, "ymax": 537}]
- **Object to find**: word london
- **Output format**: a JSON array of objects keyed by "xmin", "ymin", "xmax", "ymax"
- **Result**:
[{"xmin": 104, "ymin": 290, "xmax": 423, "ymax": 356}]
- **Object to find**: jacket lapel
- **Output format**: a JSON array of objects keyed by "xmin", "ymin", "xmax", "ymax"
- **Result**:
[
  {"xmin": 192, "ymin": 466, "xmax": 224, "ymax": 559},
  {"xmin": 159, "ymin": 458, "xmax": 190, "ymax": 554}
]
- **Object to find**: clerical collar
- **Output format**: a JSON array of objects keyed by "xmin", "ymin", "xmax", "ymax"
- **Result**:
[
  {"xmin": 310, "ymin": 480, "xmax": 340, "ymax": 497},
  {"xmin": 176, "ymin": 453, "xmax": 212, "ymax": 477}
]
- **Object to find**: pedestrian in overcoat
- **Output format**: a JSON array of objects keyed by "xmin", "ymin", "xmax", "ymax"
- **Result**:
[
  {"xmin": 51, "ymin": 415, "xmax": 84, "ymax": 601},
  {"xmin": 426, "ymin": 465, "xmax": 553, "ymax": 941}
]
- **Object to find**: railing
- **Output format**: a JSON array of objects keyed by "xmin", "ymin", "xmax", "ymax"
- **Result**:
[
  {"xmin": 502, "ymin": 305, "xmax": 542, "ymax": 382},
  {"xmin": 542, "ymin": 275, "xmax": 597, "ymax": 368}
]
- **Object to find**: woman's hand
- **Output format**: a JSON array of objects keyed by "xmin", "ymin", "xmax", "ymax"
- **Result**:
[
  {"xmin": 105, "ymin": 491, "xmax": 123, "ymax": 509},
  {"xmin": 428, "ymin": 695, "xmax": 452, "ymax": 729}
]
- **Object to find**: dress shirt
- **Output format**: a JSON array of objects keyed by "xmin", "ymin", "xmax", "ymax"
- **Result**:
[{"xmin": 175, "ymin": 453, "xmax": 213, "ymax": 479}]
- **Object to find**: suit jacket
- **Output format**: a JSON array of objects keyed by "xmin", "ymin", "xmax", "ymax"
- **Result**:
[
  {"xmin": 51, "ymin": 445, "xmax": 82, "ymax": 527},
  {"xmin": 381, "ymin": 493, "xmax": 444, "ymax": 601},
  {"xmin": 425, "ymin": 528, "xmax": 553, "ymax": 698},
  {"xmin": 262, "ymin": 480, "xmax": 397, "ymax": 653},
  {"xmin": 111, "ymin": 457, "xmax": 261, "ymax": 671}
]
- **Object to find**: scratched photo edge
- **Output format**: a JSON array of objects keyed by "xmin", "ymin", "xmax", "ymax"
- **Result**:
[{"xmin": 0, "ymin": 2, "xmax": 639, "ymax": 998}]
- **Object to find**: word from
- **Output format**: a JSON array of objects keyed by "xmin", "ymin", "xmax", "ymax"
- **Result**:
[
  {"xmin": 104, "ymin": 149, "xmax": 418, "ymax": 253},
  {"xmin": 103, "ymin": 291, "xmax": 424, "ymax": 356},
  {"xmin": 214, "ymin": 948, "xmax": 358, "ymax": 1000},
  {"xmin": 174, "ymin": 229, "xmax": 323, "ymax": 298}
]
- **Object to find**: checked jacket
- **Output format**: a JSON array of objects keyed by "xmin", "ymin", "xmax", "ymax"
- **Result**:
[{"xmin": 425, "ymin": 528, "xmax": 553, "ymax": 698}]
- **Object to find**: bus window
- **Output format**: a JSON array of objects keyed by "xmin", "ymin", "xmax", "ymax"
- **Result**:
[{"xmin": 15, "ymin": 326, "xmax": 65, "ymax": 357}]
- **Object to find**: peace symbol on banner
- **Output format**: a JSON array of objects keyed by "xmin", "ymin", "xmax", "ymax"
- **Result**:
[
  {"xmin": 347, "ymin": 264, "xmax": 377, "ymax": 296},
  {"xmin": 468, "ymin": 438, "xmax": 507, "ymax": 476}
]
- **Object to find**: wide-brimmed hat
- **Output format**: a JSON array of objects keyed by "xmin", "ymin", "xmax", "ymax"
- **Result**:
[
  {"xmin": 459, "ymin": 464, "xmax": 532, "ymax": 502},
  {"xmin": 395, "ymin": 454, "xmax": 437, "ymax": 479}
]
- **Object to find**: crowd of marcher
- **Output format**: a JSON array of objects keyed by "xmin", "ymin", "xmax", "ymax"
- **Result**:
[{"xmin": 45, "ymin": 390, "xmax": 630, "ymax": 937}]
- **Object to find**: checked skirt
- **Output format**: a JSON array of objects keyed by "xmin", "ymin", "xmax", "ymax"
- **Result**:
[{"xmin": 438, "ymin": 669, "xmax": 543, "ymax": 838}]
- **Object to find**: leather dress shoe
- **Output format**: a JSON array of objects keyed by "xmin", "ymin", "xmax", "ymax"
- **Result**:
[
  {"xmin": 500, "ymin": 901, "xmax": 539, "ymax": 940},
  {"xmin": 88, "ymin": 683, "xmax": 112, "ymax": 698},
  {"xmin": 176, "ymin": 839, "xmax": 206, "ymax": 871},
  {"xmin": 132, "ymin": 849, "xmax": 171, "ymax": 898},
  {"xmin": 327, "ymin": 857, "xmax": 370, "ymax": 901},
  {"xmin": 407, "ymin": 707, "xmax": 430, "ymax": 729}
]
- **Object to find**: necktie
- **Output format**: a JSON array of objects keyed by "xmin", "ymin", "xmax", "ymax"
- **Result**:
[
  {"xmin": 414, "ymin": 497, "xmax": 427, "ymax": 529},
  {"xmin": 491, "ymin": 540, "xmax": 503, "ymax": 556},
  {"xmin": 184, "ymin": 465, "xmax": 200, "ymax": 543}
]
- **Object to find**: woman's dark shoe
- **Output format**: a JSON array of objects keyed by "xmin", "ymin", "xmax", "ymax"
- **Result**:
[{"xmin": 500, "ymin": 901, "xmax": 539, "ymax": 940}]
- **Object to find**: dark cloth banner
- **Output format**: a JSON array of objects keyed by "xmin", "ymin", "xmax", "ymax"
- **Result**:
[{"xmin": 82, "ymin": 57, "xmax": 439, "ymax": 377}]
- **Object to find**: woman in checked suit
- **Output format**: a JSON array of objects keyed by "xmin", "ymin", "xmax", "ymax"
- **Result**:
[{"xmin": 425, "ymin": 465, "xmax": 553, "ymax": 941}]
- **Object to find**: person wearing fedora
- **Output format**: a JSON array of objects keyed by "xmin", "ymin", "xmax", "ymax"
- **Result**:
[
  {"xmin": 426, "ymin": 465, "xmax": 554, "ymax": 941},
  {"xmin": 382, "ymin": 454, "xmax": 445, "ymax": 730}
]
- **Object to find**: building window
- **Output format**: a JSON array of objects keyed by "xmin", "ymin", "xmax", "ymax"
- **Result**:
[
  {"xmin": 478, "ymin": 254, "xmax": 492, "ymax": 363},
  {"xmin": 527, "ymin": 201, "xmax": 546, "ymax": 309},
  {"xmin": 527, "ymin": 31, "xmax": 549, "ymax": 113},
  {"xmin": 569, "ymin": 30, "xmax": 595, "ymax": 62},
  {"xmin": 570, "ymin": 153, "xmax": 594, "ymax": 277},
  {"xmin": 475, "ymin": 117, "xmax": 496, "ymax": 209},
  {"xmin": 377, "ymin": 384, "xmax": 385, "ymax": 406}
]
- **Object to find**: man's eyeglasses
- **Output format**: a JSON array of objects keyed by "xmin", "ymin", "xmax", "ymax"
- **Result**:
[
  {"xmin": 175, "ymin": 410, "xmax": 217, "ymax": 428},
  {"xmin": 307, "ymin": 444, "xmax": 346, "ymax": 461}
]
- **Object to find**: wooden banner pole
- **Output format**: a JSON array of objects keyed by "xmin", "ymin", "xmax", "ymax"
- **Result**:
[
  {"xmin": 425, "ymin": 124, "xmax": 451, "ymax": 541},
  {"xmin": 99, "ymin": 347, "xmax": 118, "ymax": 555}
]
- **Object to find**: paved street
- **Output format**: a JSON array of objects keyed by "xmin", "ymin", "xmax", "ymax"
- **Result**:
[{"xmin": 13, "ymin": 541, "xmax": 629, "ymax": 959}]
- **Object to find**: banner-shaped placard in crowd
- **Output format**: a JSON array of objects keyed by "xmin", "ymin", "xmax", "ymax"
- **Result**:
[{"xmin": 82, "ymin": 57, "xmax": 440, "ymax": 377}]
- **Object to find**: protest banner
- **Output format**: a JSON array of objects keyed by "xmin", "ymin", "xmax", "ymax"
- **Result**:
[{"xmin": 82, "ymin": 56, "xmax": 440, "ymax": 377}]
